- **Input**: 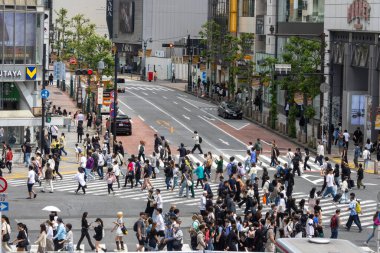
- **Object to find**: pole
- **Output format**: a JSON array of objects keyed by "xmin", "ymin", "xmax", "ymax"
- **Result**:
[
  {"xmin": 113, "ymin": 47, "xmax": 119, "ymax": 140},
  {"xmin": 142, "ymin": 41, "xmax": 147, "ymax": 81},
  {"xmin": 40, "ymin": 44, "xmax": 47, "ymax": 152},
  {"xmin": 187, "ymin": 35, "xmax": 192, "ymax": 92},
  {"xmin": 320, "ymin": 33, "xmax": 326, "ymax": 140},
  {"xmin": 327, "ymin": 73, "xmax": 334, "ymax": 155}
]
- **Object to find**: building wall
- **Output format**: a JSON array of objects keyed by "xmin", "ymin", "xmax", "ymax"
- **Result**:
[
  {"xmin": 142, "ymin": 0, "xmax": 208, "ymax": 56},
  {"xmin": 53, "ymin": 0, "xmax": 108, "ymax": 36}
]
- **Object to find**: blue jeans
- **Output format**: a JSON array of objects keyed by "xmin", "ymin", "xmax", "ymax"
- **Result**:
[
  {"xmin": 250, "ymin": 173, "xmax": 256, "ymax": 183},
  {"xmin": 24, "ymin": 152, "xmax": 31, "ymax": 166},
  {"xmin": 178, "ymin": 181, "xmax": 189, "ymax": 197},
  {"xmin": 85, "ymin": 168, "xmax": 95, "ymax": 181},
  {"xmin": 330, "ymin": 228, "xmax": 338, "ymax": 239},
  {"xmin": 97, "ymin": 166, "xmax": 104, "ymax": 178},
  {"xmin": 334, "ymin": 176, "xmax": 340, "ymax": 187},
  {"xmin": 322, "ymin": 186, "xmax": 336, "ymax": 198},
  {"xmin": 165, "ymin": 177, "xmax": 172, "ymax": 190},
  {"xmin": 60, "ymin": 147, "xmax": 67, "ymax": 156},
  {"xmin": 366, "ymin": 225, "xmax": 377, "ymax": 243}
]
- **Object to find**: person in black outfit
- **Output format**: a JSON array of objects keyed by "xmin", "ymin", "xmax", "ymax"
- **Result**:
[
  {"xmin": 12, "ymin": 223, "xmax": 28, "ymax": 251},
  {"xmin": 292, "ymin": 152, "xmax": 301, "ymax": 176},
  {"xmin": 177, "ymin": 143, "xmax": 187, "ymax": 166},
  {"xmin": 304, "ymin": 147, "xmax": 311, "ymax": 170},
  {"xmin": 93, "ymin": 218, "xmax": 107, "ymax": 252},
  {"xmin": 76, "ymin": 212, "xmax": 96, "ymax": 251}
]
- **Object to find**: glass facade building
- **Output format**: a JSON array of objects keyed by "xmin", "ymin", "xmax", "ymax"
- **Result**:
[{"xmin": 0, "ymin": 0, "xmax": 44, "ymax": 147}]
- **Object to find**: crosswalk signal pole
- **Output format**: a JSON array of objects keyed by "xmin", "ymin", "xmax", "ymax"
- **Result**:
[{"xmin": 40, "ymin": 44, "xmax": 47, "ymax": 152}]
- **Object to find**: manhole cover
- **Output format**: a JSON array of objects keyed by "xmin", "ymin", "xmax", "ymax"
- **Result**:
[{"xmin": 53, "ymin": 92, "xmax": 63, "ymax": 95}]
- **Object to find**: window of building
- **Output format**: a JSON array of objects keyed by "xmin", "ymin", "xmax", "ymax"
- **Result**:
[
  {"xmin": 242, "ymin": 0, "xmax": 254, "ymax": 17},
  {"xmin": 0, "ymin": 82, "xmax": 20, "ymax": 110},
  {"xmin": 278, "ymin": 0, "xmax": 324, "ymax": 23}
]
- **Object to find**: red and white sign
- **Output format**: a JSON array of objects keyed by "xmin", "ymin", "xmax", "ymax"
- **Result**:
[
  {"xmin": 347, "ymin": 0, "xmax": 371, "ymax": 30},
  {"xmin": 0, "ymin": 177, "xmax": 8, "ymax": 193}
]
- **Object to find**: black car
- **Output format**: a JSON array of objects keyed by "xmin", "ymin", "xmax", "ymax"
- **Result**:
[
  {"xmin": 111, "ymin": 115, "xmax": 132, "ymax": 135},
  {"xmin": 217, "ymin": 101, "xmax": 243, "ymax": 119}
]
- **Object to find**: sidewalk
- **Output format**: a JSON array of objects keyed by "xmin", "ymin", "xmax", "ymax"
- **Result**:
[{"xmin": 5, "ymin": 85, "xmax": 96, "ymax": 180}]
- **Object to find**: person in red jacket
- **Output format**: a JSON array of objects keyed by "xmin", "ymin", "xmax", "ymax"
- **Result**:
[{"xmin": 5, "ymin": 146, "xmax": 13, "ymax": 173}]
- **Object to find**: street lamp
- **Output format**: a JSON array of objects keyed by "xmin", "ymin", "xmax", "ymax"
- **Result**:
[{"xmin": 140, "ymin": 38, "xmax": 152, "ymax": 81}]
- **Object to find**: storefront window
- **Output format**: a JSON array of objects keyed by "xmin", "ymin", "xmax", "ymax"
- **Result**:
[
  {"xmin": 278, "ymin": 0, "xmax": 324, "ymax": 23},
  {"xmin": 0, "ymin": 126, "xmax": 24, "ymax": 146},
  {"xmin": 0, "ymin": 82, "xmax": 19, "ymax": 110}
]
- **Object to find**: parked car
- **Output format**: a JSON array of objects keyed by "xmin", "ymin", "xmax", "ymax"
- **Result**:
[
  {"xmin": 111, "ymin": 114, "xmax": 132, "ymax": 135},
  {"xmin": 217, "ymin": 101, "xmax": 243, "ymax": 119}
]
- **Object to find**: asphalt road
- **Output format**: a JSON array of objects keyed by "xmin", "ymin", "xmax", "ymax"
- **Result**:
[{"xmin": 7, "ymin": 80, "xmax": 380, "ymax": 252}]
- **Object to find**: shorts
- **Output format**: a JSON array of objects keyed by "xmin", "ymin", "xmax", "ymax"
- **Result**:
[
  {"xmin": 216, "ymin": 168, "xmax": 223, "ymax": 173},
  {"xmin": 137, "ymin": 235, "xmax": 146, "ymax": 246},
  {"xmin": 27, "ymin": 183, "xmax": 34, "ymax": 192}
]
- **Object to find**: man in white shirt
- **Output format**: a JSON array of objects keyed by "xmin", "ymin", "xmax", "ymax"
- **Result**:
[
  {"xmin": 79, "ymin": 153, "xmax": 87, "ymax": 169},
  {"xmin": 155, "ymin": 189, "xmax": 163, "ymax": 209},
  {"xmin": 154, "ymin": 208, "xmax": 166, "ymax": 237},
  {"xmin": 77, "ymin": 111, "xmax": 85, "ymax": 124},
  {"xmin": 362, "ymin": 147, "xmax": 371, "ymax": 170},
  {"xmin": 191, "ymin": 131, "xmax": 203, "ymax": 154},
  {"xmin": 322, "ymin": 169, "xmax": 336, "ymax": 199},
  {"xmin": 27, "ymin": 165, "xmax": 37, "ymax": 199},
  {"xmin": 200, "ymin": 191, "xmax": 207, "ymax": 216},
  {"xmin": 343, "ymin": 129, "xmax": 350, "ymax": 148},
  {"xmin": 315, "ymin": 141, "xmax": 324, "ymax": 166}
]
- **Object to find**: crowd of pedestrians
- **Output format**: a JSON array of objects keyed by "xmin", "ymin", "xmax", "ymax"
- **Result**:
[{"xmin": 2, "ymin": 115, "xmax": 380, "ymax": 253}]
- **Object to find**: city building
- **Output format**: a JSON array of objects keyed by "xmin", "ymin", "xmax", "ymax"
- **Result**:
[
  {"xmin": 324, "ymin": 0, "xmax": 380, "ymax": 142},
  {"xmin": 0, "ymin": 0, "xmax": 45, "ymax": 146},
  {"xmin": 109, "ymin": 0, "xmax": 208, "ymax": 80},
  {"xmin": 52, "ymin": 0, "xmax": 108, "ymax": 36}
]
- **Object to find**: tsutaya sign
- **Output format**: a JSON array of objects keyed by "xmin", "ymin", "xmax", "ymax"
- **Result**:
[
  {"xmin": 0, "ymin": 70, "xmax": 22, "ymax": 78},
  {"xmin": 347, "ymin": 0, "xmax": 371, "ymax": 30}
]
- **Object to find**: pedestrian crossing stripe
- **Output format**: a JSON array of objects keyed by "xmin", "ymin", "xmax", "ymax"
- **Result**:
[
  {"xmin": 26, "ymin": 66, "xmax": 37, "ymax": 80},
  {"xmin": 8, "ymin": 175, "xmax": 377, "ymax": 228},
  {"xmin": 124, "ymin": 86, "xmax": 173, "ymax": 92}
]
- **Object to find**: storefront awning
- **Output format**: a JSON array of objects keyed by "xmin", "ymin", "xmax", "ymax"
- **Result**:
[{"xmin": 0, "ymin": 110, "xmax": 41, "ymax": 126}]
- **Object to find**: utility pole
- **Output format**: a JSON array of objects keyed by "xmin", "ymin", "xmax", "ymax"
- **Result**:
[
  {"xmin": 187, "ymin": 35, "xmax": 192, "ymax": 92},
  {"xmin": 40, "ymin": 44, "xmax": 47, "ymax": 152},
  {"xmin": 113, "ymin": 45, "xmax": 118, "ymax": 140}
]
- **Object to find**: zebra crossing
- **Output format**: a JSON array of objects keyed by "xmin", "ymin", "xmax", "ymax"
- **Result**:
[
  {"xmin": 8, "ymin": 174, "xmax": 377, "ymax": 228},
  {"xmin": 123, "ymin": 85, "xmax": 174, "ymax": 92}
]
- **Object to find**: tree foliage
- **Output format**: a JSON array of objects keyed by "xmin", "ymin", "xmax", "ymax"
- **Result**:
[
  {"xmin": 278, "ymin": 36, "xmax": 322, "ymax": 137},
  {"xmin": 199, "ymin": 21, "xmax": 255, "ymax": 97},
  {"xmin": 52, "ymin": 9, "xmax": 114, "ymax": 76}
]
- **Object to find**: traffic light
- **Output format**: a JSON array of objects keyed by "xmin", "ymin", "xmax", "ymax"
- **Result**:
[
  {"xmin": 46, "ymin": 113, "xmax": 51, "ymax": 123},
  {"xmin": 75, "ymin": 69, "xmax": 93, "ymax": 75}
]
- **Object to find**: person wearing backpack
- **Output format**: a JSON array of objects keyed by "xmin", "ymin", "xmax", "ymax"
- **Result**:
[
  {"xmin": 134, "ymin": 212, "xmax": 146, "ymax": 252},
  {"xmin": 264, "ymin": 219, "xmax": 276, "ymax": 252},
  {"xmin": 191, "ymin": 131, "xmax": 203, "ymax": 154},
  {"xmin": 330, "ymin": 209, "xmax": 341, "ymax": 238},
  {"xmin": 345, "ymin": 192, "xmax": 362, "ymax": 232}
]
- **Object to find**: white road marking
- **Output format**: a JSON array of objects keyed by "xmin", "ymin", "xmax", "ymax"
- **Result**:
[
  {"xmin": 129, "ymin": 119, "xmax": 134, "ymax": 123},
  {"xmin": 236, "ymin": 123, "xmax": 250, "ymax": 130},
  {"xmin": 182, "ymin": 115, "xmax": 190, "ymax": 120},
  {"xmin": 163, "ymin": 96, "xmax": 168, "ymax": 99},
  {"xmin": 150, "ymin": 125, "xmax": 158, "ymax": 132},
  {"xmin": 219, "ymin": 138, "xmax": 230, "ymax": 145},
  {"xmin": 143, "ymin": 92, "xmax": 148, "ymax": 96},
  {"xmin": 138, "ymin": 115, "xmax": 145, "ymax": 121},
  {"xmin": 152, "ymin": 91, "xmax": 157, "ymax": 94},
  {"xmin": 173, "ymin": 101, "xmax": 178, "ymax": 105},
  {"xmin": 198, "ymin": 115, "xmax": 246, "ymax": 148},
  {"xmin": 125, "ymin": 90, "xmax": 222, "ymax": 153},
  {"xmin": 119, "ymin": 109, "xmax": 125, "ymax": 115},
  {"xmin": 183, "ymin": 107, "xmax": 191, "ymax": 112},
  {"xmin": 177, "ymin": 97, "xmax": 248, "ymax": 131},
  {"xmin": 118, "ymin": 100, "xmax": 134, "ymax": 111}
]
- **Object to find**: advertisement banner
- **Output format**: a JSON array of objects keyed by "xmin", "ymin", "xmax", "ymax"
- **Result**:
[{"xmin": 374, "ymin": 108, "xmax": 380, "ymax": 130}]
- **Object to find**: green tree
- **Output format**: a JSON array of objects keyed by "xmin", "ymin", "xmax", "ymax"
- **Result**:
[
  {"xmin": 53, "ymin": 8, "xmax": 70, "ymax": 60},
  {"xmin": 278, "ymin": 36, "xmax": 321, "ymax": 138},
  {"xmin": 260, "ymin": 57, "xmax": 278, "ymax": 129}
]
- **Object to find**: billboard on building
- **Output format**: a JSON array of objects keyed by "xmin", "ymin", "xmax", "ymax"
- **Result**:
[
  {"xmin": 112, "ymin": 0, "xmax": 142, "ymax": 45},
  {"xmin": 119, "ymin": 0, "xmax": 134, "ymax": 33}
]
